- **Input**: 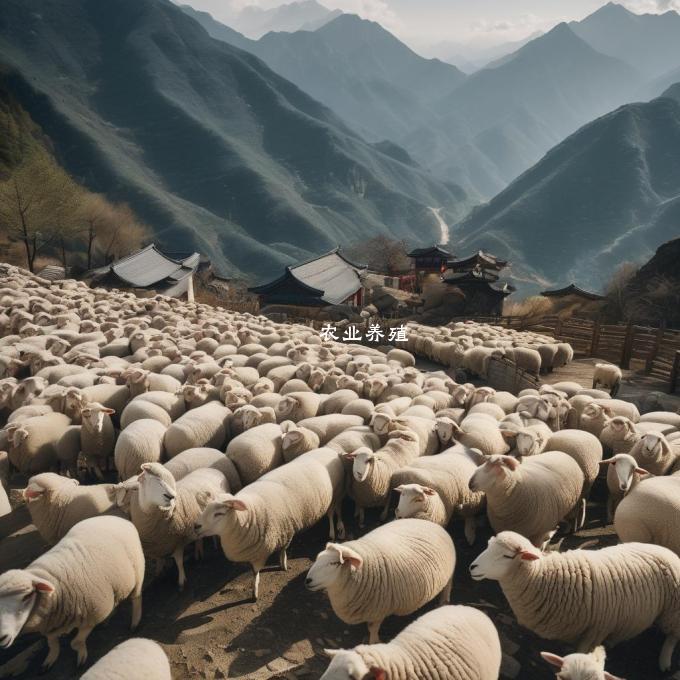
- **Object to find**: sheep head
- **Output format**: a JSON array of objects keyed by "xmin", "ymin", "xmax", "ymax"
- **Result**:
[
  {"xmin": 469, "ymin": 531, "xmax": 541, "ymax": 582},
  {"xmin": 306, "ymin": 543, "xmax": 363, "ymax": 592}
]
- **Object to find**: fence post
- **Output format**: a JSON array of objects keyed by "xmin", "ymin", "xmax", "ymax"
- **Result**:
[
  {"xmin": 590, "ymin": 320, "xmax": 601, "ymax": 358},
  {"xmin": 620, "ymin": 323, "xmax": 634, "ymax": 370},
  {"xmin": 645, "ymin": 327, "xmax": 664, "ymax": 374},
  {"xmin": 670, "ymin": 351, "xmax": 680, "ymax": 394},
  {"xmin": 554, "ymin": 317, "xmax": 563, "ymax": 340}
]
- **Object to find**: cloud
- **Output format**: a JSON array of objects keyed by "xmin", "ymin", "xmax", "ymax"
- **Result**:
[
  {"xmin": 319, "ymin": 0, "xmax": 401, "ymax": 31},
  {"xmin": 622, "ymin": 0, "xmax": 680, "ymax": 12}
]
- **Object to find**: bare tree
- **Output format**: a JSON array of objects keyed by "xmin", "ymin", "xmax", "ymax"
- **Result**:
[
  {"xmin": 0, "ymin": 150, "xmax": 81, "ymax": 271},
  {"xmin": 346, "ymin": 235, "xmax": 411, "ymax": 275},
  {"xmin": 602, "ymin": 262, "xmax": 638, "ymax": 322}
]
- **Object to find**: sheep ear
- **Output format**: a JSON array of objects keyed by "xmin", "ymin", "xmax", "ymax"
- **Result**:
[
  {"xmin": 599, "ymin": 457, "xmax": 616, "ymax": 465},
  {"xmin": 422, "ymin": 486, "xmax": 436, "ymax": 496},
  {"xmin": 342, "ymin": 452, "xmax": 357, "ymax": 461},
  {"xmin": 196, "ymin": 490, "xmax": 214, "ymax": 508},
  {"xmin": 603, "ymin": 673, "xmax": 625, "ymax": 680},
  {"xmin": 339, "ymin": 546, "xmax": 363, "ymax": 571},
  {"xmin": 500, "ymin": 430, "xmax": 517, "ymax": 442},
  {"xmin": 102, "ymin": 407, "xmax": 115, "ymax": 415},
  {"xmin": 32, "ymin": 578, "xmax": 55, "ymax": 594},
  {"xmin": 394, "ymin": 485, "xmax": 406, "ymax": 494},
  {"xmin": 519, "ymin": 549, "xmax": 541, "ymax": 561},
  {"xmin": 224, "ymin": 498, "xmax": 247, "ymax": 511},
  {"xmin": 467, "ymin": 448, "xmax": 486, "ymax": 466},
  {"xmin": 369, "ymin": 668, "xmax": 387, "ymax": 680},
  {"xmin": 635, "ymin": 466, "xmax": 649, "ymax": 475},
  {"xmin": 539, "ymin": 652, "xmax": 564, "ymax": 669},
  {"xmin": 500, "ymin": 455, "xmax": 520, "ymax": 471},
  {"xmin": 323, "ymin": 648, "xmax": 340, "ymax": 658}
]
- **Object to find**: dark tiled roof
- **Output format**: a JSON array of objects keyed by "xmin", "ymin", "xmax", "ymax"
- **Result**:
[
  {"xmin": 447, "ymin": 250, "xmax": 507, "ymax": 271},
  {"xmin": 111, "ymin": 245, "xmax": 199, "ymax": 288},
  {"xmin": 541, "ymin": 284, "xmax": 604, "ymax": 300},
  {"xmin": 407, "ymin": 246, "xmax": 453, "ymax": 258}
]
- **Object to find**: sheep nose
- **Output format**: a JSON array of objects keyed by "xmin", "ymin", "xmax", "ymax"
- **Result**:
[
  {"xmin": 0, "ymin": 634, "xmax": 10, "ymax": 647},
  {"xmin": 193, "ymin": 523, "xmax": 201, "ymax": 532},
  {"xmin": 469, "ymin": 563, "xmax": 478, "ymax": 573},
  {"xmin": 304, "ymin": 577, "xmax": 313, "ymax": 588},
  {"xmin": 468, "ymin": 480, "xmax": 476, "ymax": 491}
]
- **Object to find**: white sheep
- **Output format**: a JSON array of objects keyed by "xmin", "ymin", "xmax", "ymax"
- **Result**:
[
  {"xmin": 195, "ymin": 446, "xmax": 346, "ymax": 599},
  {"xmin": 391, "ymin": 444, "xmax": 485, "ymax": 543},
  {"xmin": 469, "ymin": 452, "xmax": 583, "ymax": 546},
  {"xmin": 436, "ymin": 415, "xmax": 510, "ymax": 457},
  {"xmin": 629, "ymin": 432, "xmax": 680, "ymax": 476},
  {"xmin": 163, "ymin": 401, "xmax": 230, "ymax": 458},
  {"xmin": 305, "ymin": 518, "xmax": 455, "ymax": 643},
  {"xmin": 593, "ymin": 362, "xmax": 623, "ymax": 396},
  {"xmin": 470, "ymin": 531, "xmax": 680, "ymax": 672},
  {"xmin": 80, "ymin": 638, "xmax": 171, "ymax": 680},
  {"xmin": 0, "ymin": 515, "xmax": 144, "ymax": 668},
  {"xmin": 540, "ymin": 646, "xmax": 622, "ymax": 680},
  {"xmin": 114, "ymin": 418, "xmax": 167, "ymax": 480},
  {"xmin": 80, "ymin": 401, "xmax": 116, "ymax": 479},
  {"xmin": 8, "ymin": 412, "xmax": 72, "ymax": 475},
  {"xmin": 226, "ymin": 422, "xmax": 284, "ymax": 484},
  {"xmin": 321, "ymin": 605, "xmax": 501, "ymax": 680},
  {"xmin": 127, "ymin": 462, "xmax": 229, "ymax": 589},
  {"xmin": 163, "ymin": 447, "xmax": 241, "ymax": 491},
  {"xmin": 22, "ymin": 472, "xmax": 118, "ymax": 545}
]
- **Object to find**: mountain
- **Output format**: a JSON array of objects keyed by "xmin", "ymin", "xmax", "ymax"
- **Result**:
[
  {"xmin": 571, "ymin": 2, "xmax": 680, "ymax": 79},
  {"xmin": 178, "ymin": 5, "xmax": 254, "ymax": 51},
  {"xmin": 454, "ymin": 96, "xmax": 680, "ymax": 295},
  {"xmin": 247, "ymin": 14, "xmax": 466, "ymax": 144},
  {"xmin": 0, "ymin": 0, "xmax": 469, "ymax": 279},
  {"xmin": 415, "ymin": 23, "xmax": 643, "ymax": 198},
  {"xmin": 234, "ymin": 1, "xmax": 341, "ymax": 38},
  {"xmin": 663, "ymin": 82, "xmax": 680, "ymax": 103}
]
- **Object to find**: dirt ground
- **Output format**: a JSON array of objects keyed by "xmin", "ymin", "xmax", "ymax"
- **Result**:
[{"xmin": 0, "ymin": 359, "xmax": 677, "ymax": 680}]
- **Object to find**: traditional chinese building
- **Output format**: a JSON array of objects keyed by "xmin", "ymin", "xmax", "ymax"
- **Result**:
[
  {"xmin": 249, "ymin": 248, "xmax": 366, "ymax": 309},
  {"xmin": 540, "ymin": 284, "xmax": 604, "ymax": 302},
  {"xmin": 442, "ymin": 250, "xmax": 515, "ymax": 316},
  {"xmin": 406, "ymin": 246, "xmax": 453, "ymax": 293},
  {"xmin": 88, "ymin": 244, "xmax": 200, "ymax": 299}
]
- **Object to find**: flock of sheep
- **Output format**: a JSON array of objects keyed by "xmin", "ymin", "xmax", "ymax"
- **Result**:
[{"xmin": 1, "ymin": 264, "xmax": 680, "ymax": 679}]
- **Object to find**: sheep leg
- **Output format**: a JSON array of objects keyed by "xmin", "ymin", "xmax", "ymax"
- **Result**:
[
  {"xmin": 70, "ymin": 625, "xmax": 93, "ymax": 667},
  {"xmin": 660, "ymin": 635, "xmax": 678, "ymax": 672},
  {"xmin": 335, "ymin": 505, "xmax": 346, "ymax": 540},
  {"xmin": 438, "ymin": 577, "xmax": 452, "ymax": 605},
  {"xmin": 464, "ymin": 517, "xmax": 476, "ymax": 546},
  {"xmin": 131, "ymin": 594, "xmax": 142, "ymax": 630},
  {"xmin": 279, "ymin": 547, "xmax": 288, "ymax": 572},
  {"xmin": 173, "ymin": 546, "xmax": 187, "ymax": 591},
  {"xmin": 578, "ymin": 498, "xmax": 587, "ymax": 531},
  {"xmin": 327, "ymin": 507, "xmax": 336, "ymax": 541},
  {"xmin": 367, "ymin": 620, "xmax": 382, "ymax": 644},
  {"xmin": 251, "ymin": 563, "xmax": 263, "ymax": 601},
  {"xmin": 42, "ymin": 634, "xmax": 61, "ymax": 669}
]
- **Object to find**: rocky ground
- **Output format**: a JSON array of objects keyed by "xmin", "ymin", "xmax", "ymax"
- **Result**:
[{"xmin": 1, "ymin": 359, "xmax": 677, "ymax": 680}]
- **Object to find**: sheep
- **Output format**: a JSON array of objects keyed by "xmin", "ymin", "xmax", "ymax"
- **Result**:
[
  {"xmin": 599, "ymin": 416, "xmax": 640, "ymax": 455},
  {"xmin": 0, "ymin": 515, "xmax": 144, "ymax": 668},
  {"xmin": 392, "ymin": 444, "xmax": 485, "ymax": 544},
  {"xmin": 226, "ymin": 422, "xmax": 284, "ymax": 484},
  {"xmin": 372, "ymin": 414, "xmax": 438, "ymax": 455},
  {"xmin": 22, "ymin": 472, "xmax": 118, "ymax": 545},
  {"xmin": 127, "ymin": 462, "xmax": 229, "ymax": 589},
  {"xmin": 602, "ymin": 453, "xmax": 647, "ymax": 521},
  {"xmin": 469, "ymin": 452, "xmax": 584, "ymax": 546},
  {"xmin": 80, "ymin": 638, "xmax": 171, "ymax": 680},
  {"xmin": 163, "ymin": 401, "xmax": 230, "ymax": 458},
  {"xmin": 120, "ymin": 399, "xmax": 173, "ymax": 430},
  {"xmin": 65, "ymin": 384, "xmax": 130, "ymax": 423},
  {"xmin": 54, "ymin": 424, "xmax": 81, "ymax": 478},
  {"xmin": 326, "ymin": 426, "xmax": 382, "ymax": 456},
  {"xmin": 80, "ymin": 402, "xmax": 116, "ymax": 480},
  {"xmin": 131, "ymin": 390, "xmax": 186, "ymax": 421},
  {"xmin": 593, "ymin": 362, "xmax": 622, "ymax": 396},
  {"xmin": 321, "ymin": 605, "xmax": 502, "ymax": 680},
  {"xmin": 8, "ymin": 412, "xmax": 72, "ymax": 475},
  {"xmin": 540, "ymin": 646, "xmax": 623, "ymax": 680},
  {"xmin": 163, "ymin": 447, "xmax": 241, "ymax": 491},
  {"xmin": 341, "ymin": 398, "xmax": 375, "ymax": 422},
  {"xmin": 114, "ymin": 419, "xmax": 167, "ymax": 480},
  {"xmin": 610, "ymin": 461, "xmax": 680, "ymax": 556},
  {"xmin": 510, "ymin": 422, "xmax": 553, "ymax": 457},
  {"xmin": 319, "ymin": 389, "xmax": 360, "ymax": 416},
  {"xmin": 280, "ymin": 422, "xmax": 320, "ymax": 461},
  {"xmin": 436, "ymin": 416, "xmax": 510, "ymax": 457},
  {"xmin": 580, "ymin": 401, "xmax": 643, "ymax": 437},
  {"xmin": 508, "ymin": 346, "xmax": 542, "ymax": 376},
  {"xmin": 195, "ymin": 446, "xmax": 347, "ymax": 599},
  {"xmin": 470, "ymin": 531, "xmax": 680, "ymax": 672},
  {"xmin": 296, "ymin": 414, "xmax": 364, "ymax": 445},
  {"xmin": 274, "ymin": 391, "xmax": 323, "ymax": 422},
  {"xmin": 345, "ymin": 429, "xmax": 422, "ymax": 526},
  {"xmin": 640, "ymin": 411, "xmax": 680, "ymax": 428},
  {"xmin": 385, "ymin": 348, "xmax": 415, "ymax": 367},
  {"xmin": 629, "ymin": 432, "xmax": 680, "ymax": 476},
  {"xmin": 305, "ymin": 518, "xmax": 455, "ymax": 643}
]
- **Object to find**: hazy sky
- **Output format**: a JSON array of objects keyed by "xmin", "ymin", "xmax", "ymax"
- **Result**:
[{"xmin": 181, "ymin": 0, "xmax": 680, "ymax": 46}]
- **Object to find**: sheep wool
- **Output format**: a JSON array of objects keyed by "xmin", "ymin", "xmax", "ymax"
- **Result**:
[
  {"xmin": 164, "ymin": 401, "xmax": 230, "ymax": 458},
  {"xmin": 307, "ymin": 518, "xmax": 455, "ymax": 643},
  {"xmin": 23, "ymin": 473, "xmax": 119, "ymax": 545},
  {"xmin": 472, "ymin": 531, "xmax": 680, "ymax": 672},
  {"xmin": 163, "ymin": 447, "xmax": 241, "ymax": 491},
  {"xmin": 80, "ymin": 638, "xmax": 171, "ymax": 680},
  {"xmin": 0, "ymin": 516, "xmax": 144, "ymax": 668},
  {"xmin": 226, "ymin": 422, "xmax": 284, "ymax": 484},
  {"xmin": 8, "ymin": 412, "xmax": 72, "ymax": 475},
  {"xmin": 114, "ymin": 418, "xmax": 167, "ymax": 481},
  {"xmin": 322, "ymin": 605, "xmax": 501, "ymax": 680}
]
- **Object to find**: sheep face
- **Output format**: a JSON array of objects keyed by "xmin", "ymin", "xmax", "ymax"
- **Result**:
[
  {"xmin": 370, "ymin": 412, "xmax": 392, "ymax": 436},
  {"xmin": 0, "ymin": 569, "xmax": 55, "ymax": 649},
  {"xmin": 601, "ymin": 454, "xmax": 646, "ymax": 493},
  {"xmin": 238, "ymin": 406, "xmax": 260, "ymax": 431},
  {"xmin": 81, "ymin": 403, "xmax": 114, "ymax": 434},
  {"xmin": 606, "ymin": 417, "xmax": 636, "ymax": 441},
  {"xmin": 281, "ymin": 427, "xmax": 303, "ymax": 452},
  {"xmin": 138, "ymin": 464, "xmax": 176, "ymax": 513},
  {"xmin": 470, "ymin": 387, "xmax": 495, "ymax": 407},
  {"xmin": 321, "ymin": 649, "xmax": 374, "ymax": 680},
  {"xmin": 276, "ymin": 396, "xmax": 299, "ymax": 419},
  {"xmin": 435, "ymin": 417, "xmax": 457, "ymax": 445},
  {"xmin": 251, "ymin": 379, "xmax": 273, "ymax": 396},
  {"xmin": 308, "ymin": 368, "xmax": 326, "ymax": 392},
  {"xmin": 541, "ymin": 646, "xmax": 621, "ymax": 680},
  {"xmin": 637, "ymin": 433, "xmax": 670, "ymax": 467},
  {"xmin": 347, "ymin": 449, "xmax": 374, "ymax": 483},
  {"xmin": 305, "ymin": 543, "xmax": 363, "ymax": 592},
  {"xmin": 469, "ymin": 532, "xmax": 540, "ymax": 582},
  {"xmin": 394, "ymin": 484, "xmax": 436, "ymax": 519},
  {"xmin": 194, "ymin": 493, "xmax": 246, "ymax": 537},
  {"xmin": 516, "ymin": 429, "xmax": 546, "ymax": 457},
  {"xmin": 0, "ymin": 380, "xmax": 17, "ymax": 408},
  {"xmin": 468, "ymin": 455, "xmax": 519, "ymax": 492},
  {"xmin": 364, "ymin": 377, "xmax": 386, "ymax": 401}
]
